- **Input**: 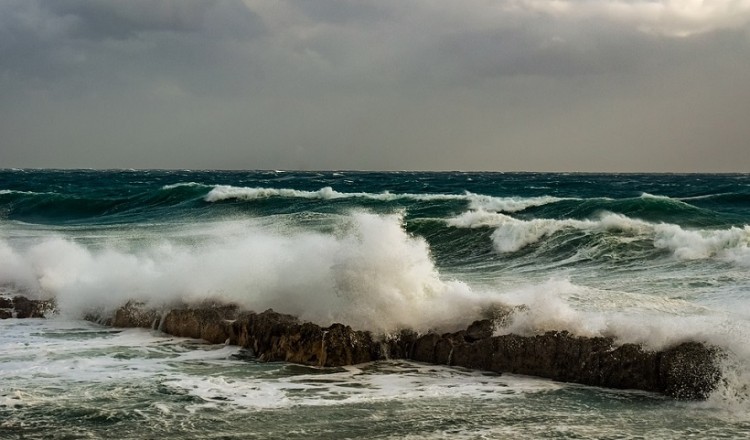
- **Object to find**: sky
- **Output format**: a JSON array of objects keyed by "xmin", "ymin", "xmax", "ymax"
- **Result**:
[{"xmin": 1, "ymin": 0, "xmax": 749, "ymax": 172}]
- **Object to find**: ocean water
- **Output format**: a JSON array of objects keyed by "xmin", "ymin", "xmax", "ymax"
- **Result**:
[{"xmin": 1, "ymin": 170, "xmax": 749, "ymax": 438}]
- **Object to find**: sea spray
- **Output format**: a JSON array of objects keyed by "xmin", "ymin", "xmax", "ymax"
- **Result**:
[{"xmin": 0, "ymin": 213, "xmax": 488, "ymax": 333}]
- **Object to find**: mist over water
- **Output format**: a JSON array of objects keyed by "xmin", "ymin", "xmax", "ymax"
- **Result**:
[{"xmin": 2, "ymin": 170, "xmax": 750, "ymax": 437}]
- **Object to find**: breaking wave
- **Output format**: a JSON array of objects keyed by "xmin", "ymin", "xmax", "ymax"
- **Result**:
[
  {"xmin": 203, "ymin": 184, "xmax": 566, "ymax": 213},
  {"xmin": 447, "ymin": 209, "xmax": 750, "ymax": 264},
  {"xmin": 0, "ymin": 213, "xmax": 493, "ymax": 333}
]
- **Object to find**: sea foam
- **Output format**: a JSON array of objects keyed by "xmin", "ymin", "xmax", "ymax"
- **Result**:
[{"xmin": 0, "ymin": 213, "xmax": 490, "ymax": 333}]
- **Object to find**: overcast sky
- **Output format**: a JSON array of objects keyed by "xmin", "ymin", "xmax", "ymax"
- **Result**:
[{"xmin": 1, "ymin": 0, "xmax": 749, "ymax": 171}]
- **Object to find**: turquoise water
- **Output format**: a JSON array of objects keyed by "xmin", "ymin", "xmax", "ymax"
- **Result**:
[{"xmin": 1, "ymin": 170, "xmax": 750, "ymax": 438}]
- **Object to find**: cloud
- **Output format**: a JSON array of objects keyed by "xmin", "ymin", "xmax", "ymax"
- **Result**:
[
  {"xmin": 514, "ymin": 0, "xmax": 750, "ymax": 37},
  {"xmin": 0, "ymin": 0, "xmax": 749, "ymax": 171}
]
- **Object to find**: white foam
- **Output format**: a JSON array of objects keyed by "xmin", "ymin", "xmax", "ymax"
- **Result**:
[
  {"xmin": 202, "ymin": 184, "xmax": 564, "ymax": 213},
  {"xmin": 466, "ymin": 194, "xmax": 568, "ymax": 213},
  {"xmin": 161, "ymin": 362, "xmax": 560, "ymax": 410},
  {"xmin": 0, "ymin": 318, "xmax": 223, "ymax": 385},
  {"xmin": 0, "ymin": 213, "xmax": 493, "ymax": 333},
  {"xmin": 653, "ymin": 224, "xmax": 750, "ymax": 261},
  {"xmin": 448, "ymin": 209, "xmax": 750, "ymax": 262},
  {"xmin": 161, "ymin": 182, "xmax": 210, "ymax": 190},
  {"xmin": 0, "ymin": 189, "xmax": 51, "ymax": 196}
]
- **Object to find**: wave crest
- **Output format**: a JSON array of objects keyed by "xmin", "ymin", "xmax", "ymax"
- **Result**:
[
  {"xmin": 447, "ymin": 209, "xmax": 750, "ymax": 262},
  {"xmin": 0, "ymin": 213, "xmax": 491, "ymax": 333},
  {"xmin": 202, "ymin": 184, "xmax": 565, "ymax": 213}
]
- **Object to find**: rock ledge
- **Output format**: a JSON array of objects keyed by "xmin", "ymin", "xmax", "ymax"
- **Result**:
[{"xmin": 99, "ymin": 301, "xmax": 721, "ymax": 400}]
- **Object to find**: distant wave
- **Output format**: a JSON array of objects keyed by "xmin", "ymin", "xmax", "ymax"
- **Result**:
[
  {"xmin": 0, "ymin": 184, "xmax": 208, "ymax": 223},
  {"xmin": 0, "ymin": 189, "xmax": 56, "ymax": 196},
  {"xmin": 161, "ymin": 182, "xmax": 211, "ymax": 190},
  {"xmin": 679, "ymin": 192, "xmax": 750, "ymax": 204},
  {"xmin": 202, "ymin": 184, "xmax": 568, "ymax": 213},
  {"xmin": 447, "ymin": 209, "xmax": 750, "ymax": 263}
]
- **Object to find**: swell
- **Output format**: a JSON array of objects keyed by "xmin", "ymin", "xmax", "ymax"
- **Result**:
[
  {"xmin": 3, "ymin": 177, "xmax": 745, "ymax": 229},
  {"xmin": 444, "ymin": 210, "xmax": 750, "ymax": 267},
  {"xmin": 528, "ymin": 193, "xmax": 738, "ymax": 227},
  {"xmin": 0, "ymin": 184, "xmax": 208, "ymax": 224},
  {"xmin": 203, "ymin": 184, "xmax": 567, "ymax": 213}
]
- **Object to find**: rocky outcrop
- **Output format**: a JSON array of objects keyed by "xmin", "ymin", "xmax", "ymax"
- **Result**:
[
  {"xmin": 407, "ymin": 321, "xmax": 720, "ymax": 400},
  {"xmin": 0, "ymin": 296, "xmax": 54, "ymax": 319},
  {"xmin": 107, "ymin": 303, "xmax": 382, "ymax": 367},
  {"xmin": 100, "ymin": 302, "xmax": 722, "ymax": 400},
  {"xmin": 8, "ymin": 293, "xmax": 717, "ymax": 399}
]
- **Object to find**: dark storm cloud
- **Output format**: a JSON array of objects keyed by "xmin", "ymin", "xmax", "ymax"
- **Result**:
[
  {"xmin": 46, "ymin": 0, "xmax": 266, "ymax": 40},
  {"xmin": 0, "ymin": 0, "xmax": 264, "ymax": 85},
  {"xmin": 47, "ymin": 0, "xmax": 211, "ymax": 39},
  {"xmin": 290, "ymin": 0, "xmax": 392, "ymax": 25},
  {"xmin": 1, "ymin": 0, "xmax": 749, "ymax": 171}
]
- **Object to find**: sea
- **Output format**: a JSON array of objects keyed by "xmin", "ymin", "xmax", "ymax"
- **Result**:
[{"xmin": 1, "ymin": 169, "xmax": 749, "ymax": 439}]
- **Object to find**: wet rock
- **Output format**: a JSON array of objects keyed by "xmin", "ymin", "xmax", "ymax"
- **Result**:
[
  {"xmin": 384, "ymin": 329, "xmax": 418, "ymax": 359},
  {"xmin": 112, "ymin": 301, "xmax": 160, "ymax": 328},
  {"xmin": 7, "ymin": 296, "xmax": 54, "ymax": 318},
  {"xmin": 465, "ymin": 319, "xmax": 494, "ymax": 342},
  {"xmin": 416, "ymin": 329, "xmax": 721, "ymax": 400},
  {"xmin": 411, "ymin": 333, "xmax": 440, "ymax": 363},
  {"xmin": 0, "ymin": 297, "xmax": 12, "ymax": 319},
  {"xmin": 92, "ymin": 301, "xmax": 722, "ymax": 400},
  {"xmin": 0, "ymin": 297, "xmax": 12, "ymax": 309},
  {"xmin": 229, "ymin": 310, "xmax": 381, "ymax": 367},
  {"xmin": 660, "ymin": 341, "xmax": 721, "ymax": 400},
  {"xmin": 162, "ymin": 307, "xmax": 237, "ymax": 344}
]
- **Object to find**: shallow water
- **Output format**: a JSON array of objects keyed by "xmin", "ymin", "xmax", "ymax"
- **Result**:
[{"xmin": 2, "ymin": 319, "xmax": 748, "ymax": 439}]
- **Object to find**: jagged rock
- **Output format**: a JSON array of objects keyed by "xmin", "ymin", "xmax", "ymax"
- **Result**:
[
  {"xmin": 465, "ymin": 319, "xmax": 494, "ymax": 342},
  {"xmin": 0, "ymin": 297, "xmax": 12, "ymax": 319},
  {"xmin": 416, "ymin": 329, "xmax": 720, "ymax": 400},
  {"xmin": 10, "ymin": 296, "xmax": 53, "ymax": 318},
  {"xmin": 660, "ymin": 341, "xmax": 721, "ymax": 400},
  {"xmin": 0, "ymin": 297, "xmax": 13, "ymax": 309},
  {"xmin": 384, "ymin": 329, "xmax": 418, "ymax": 359},
  {"xmin": 112, "ymin": 301, "xmax": 160, "ymax": 328},
  {"xmin": 228, "ymin": 310, "xmax": 381, "ymax": 367},
  {"xmin": 162, "ymin": 306, "xmax": 238, "ymax": 344},
  {"xmin": 87, "ymin": 301, "xmax": 722, "ymax": 400},
  {"xmin": 411, "ymin": 333, "xmax": 440, "ymax": 363}
]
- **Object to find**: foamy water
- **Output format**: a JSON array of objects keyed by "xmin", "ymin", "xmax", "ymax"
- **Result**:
[
  {"xmin": 2, "ymin": 318, "xmax": 748, "ymax": 439},
  {"xmin": 2, "ymin": 170, "xmax": 750, "ymax": 437}
]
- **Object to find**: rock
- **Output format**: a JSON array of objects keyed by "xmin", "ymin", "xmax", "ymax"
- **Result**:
[
  {"xmin": 229, "ymin": 310, "xmax": 381, "ymax": 367},
  {"xmin": 0, "ymin": 297, "xmax": 13, "ymax": 309},
  {"xmin": 465, "ymin": 319, "xmax": 494, "ymax": 342},
  {"xmin": 162, "ymin": 305, "xmax": 238, "ymax": 344},
  {"xmin": 0, "ymin": 297, "xmax": 12, "ymax": 319},
  {"xmin": 660, "ymin": 342, "xmax": 721, "ymax": 400},
  {"xmin": 411, "ymin": 333, "xmax": 440, "ymax": 363},
  {"xmin": 89, "ymin": 300, "xmax": 722, "ymax": 400},
  {"xmin": 413, "ymin": 329, "xmax": 721, "ymax": 400},
  {"xmin": 112, "ymin": 301, "xmax": 160, "ymax": 328},
  {"xmin": 451, "ymin": 337, "xmax": 494, "ymax": 370},
  {"xmin": 11, "ymin": 296, "xmax": 53, "ymax": 318},
  {"xmin": 320, "ymin": 323, "xmax": 381, "ymax": 366},
  {"xmin": 383, "ymin": 329, "xmax": 417, "ymax": 359}
]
